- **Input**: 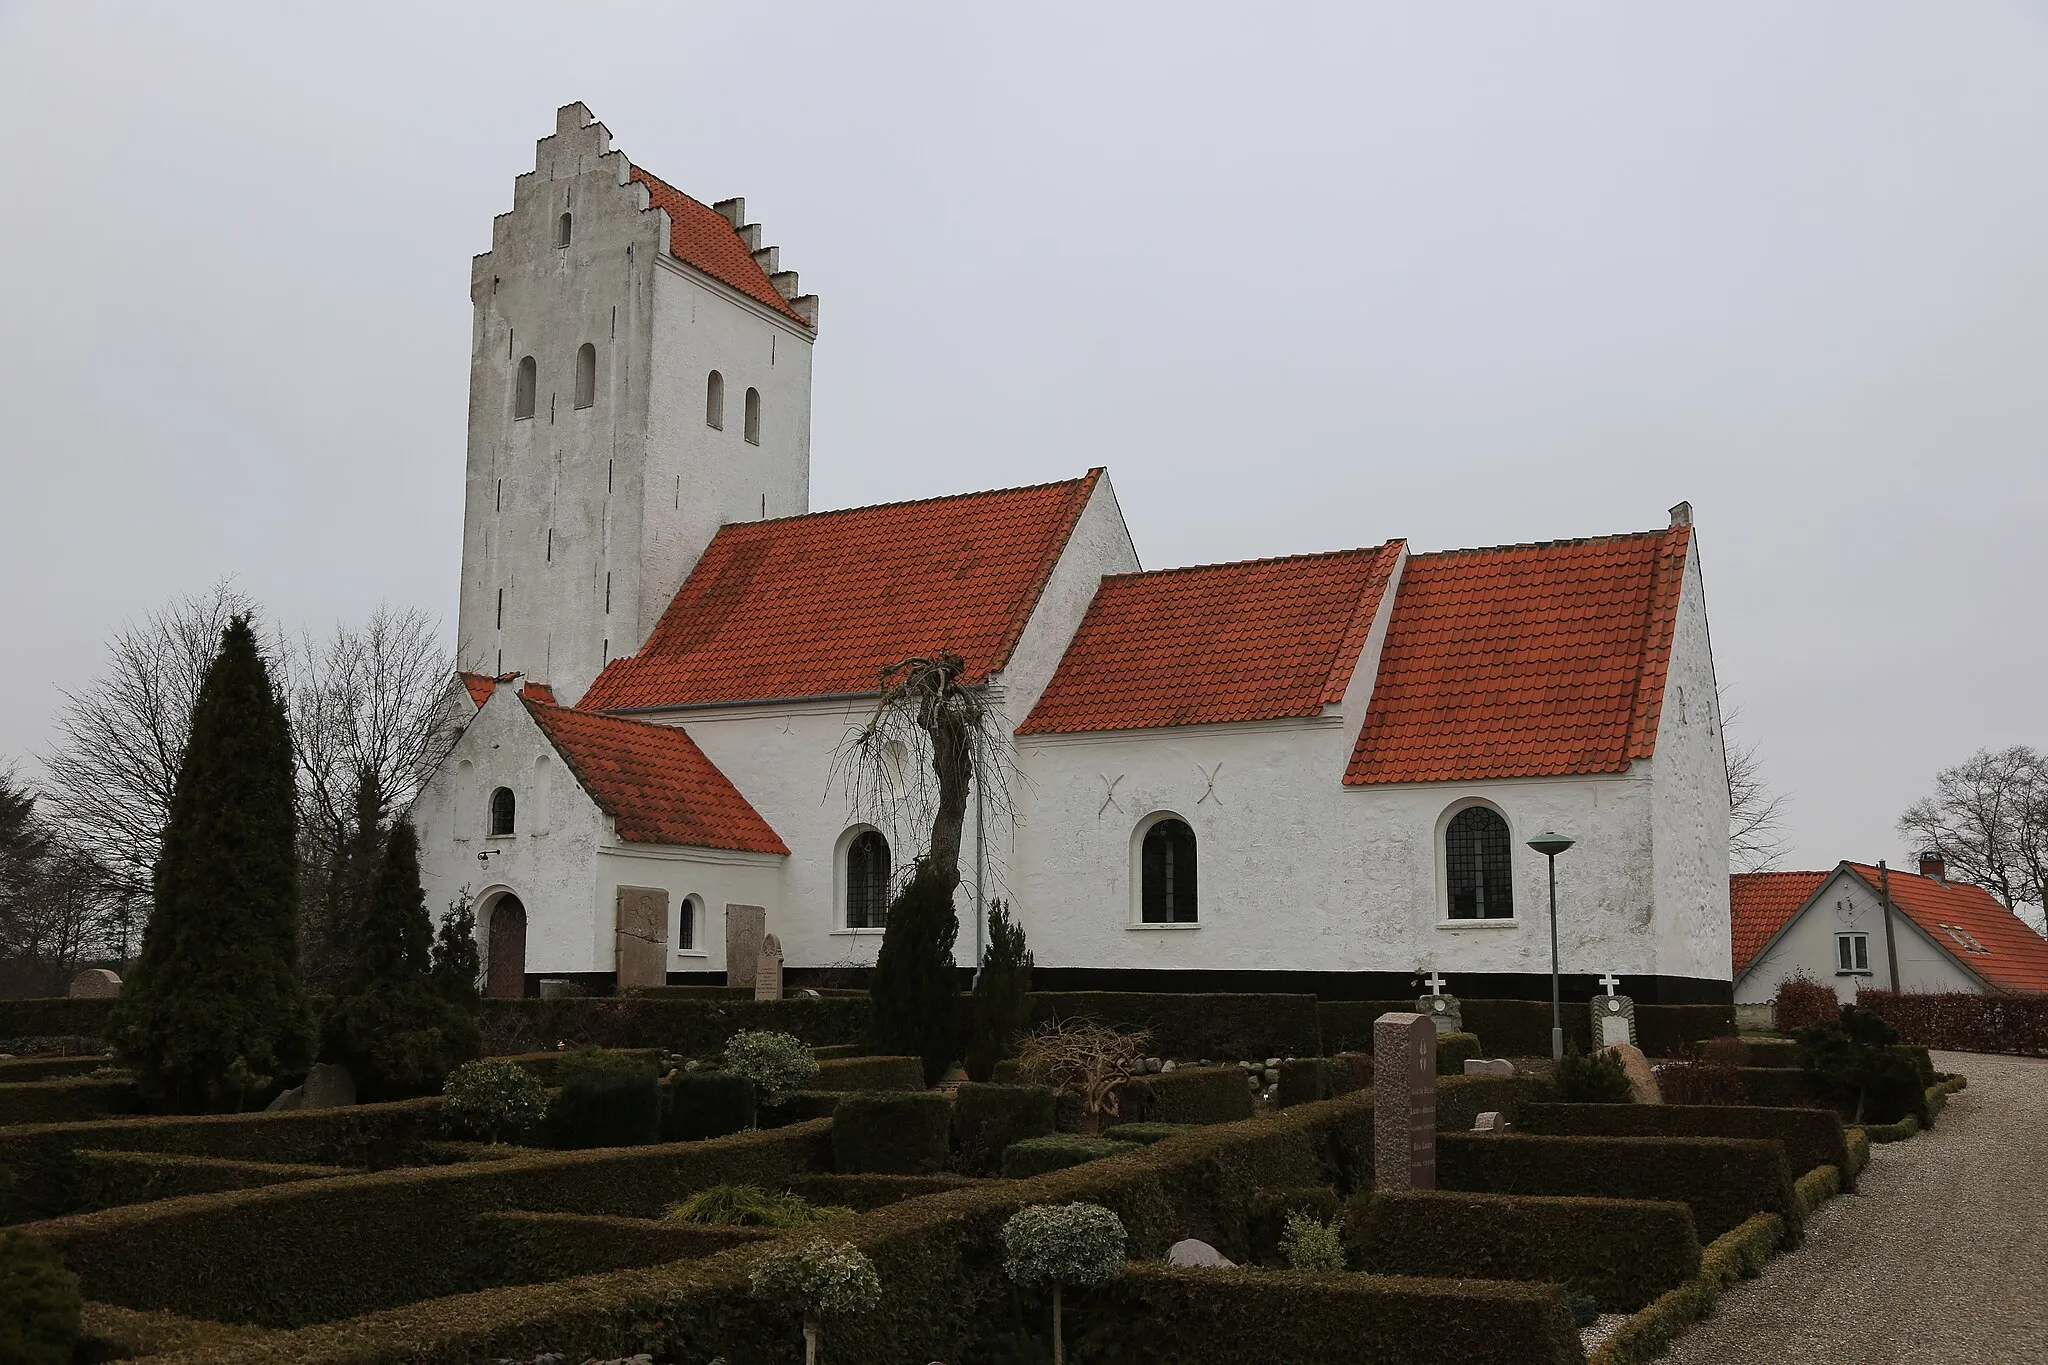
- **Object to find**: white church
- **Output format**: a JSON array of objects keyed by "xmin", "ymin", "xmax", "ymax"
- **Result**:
[{"xmin": 413, "ymin": 104, "xmax": 1734, "ymax": 1006}]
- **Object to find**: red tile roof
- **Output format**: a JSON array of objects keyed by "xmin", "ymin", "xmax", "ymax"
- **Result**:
[
  {"xmin": 1844, "ymin": 864, "xmax": 2048, "ymax": 995},
  {"xmin": 629, "ymin": 168, "xmax": 810, "ymax": 327},
  {"xmin": 1344, "ymin": 528, "xmax": 1691, "ymax": 784},
  {"xmin": 523, "ymin": 698, "xmax": 787, "ymax": 855},
  {"xmin": 1018, "ymin": 543, "xmax": 1404, "ymax": 735},
  {"xmin": 458, "ymin": 674, "xmax": 558, "ymax": 709},
  {"xmin": 1730, "ymin": 870, "xmax": 1831, "ymax": 974},
  {"xmin": 580, "ymin": 473, "xmax": 1104, "ymax": 712}
]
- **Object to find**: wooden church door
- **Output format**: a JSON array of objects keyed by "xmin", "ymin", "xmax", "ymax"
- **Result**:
[{"xmin": 487, "ymin": 895, "xmax": 527, "ymax": 998}]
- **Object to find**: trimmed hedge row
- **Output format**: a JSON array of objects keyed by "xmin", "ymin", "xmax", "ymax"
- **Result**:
[
  {"xmin": 1436, "ymin": 1032, "xmax": 1482, "ymax": 1075},
  {"xmin": 479, "ymin": 995, "xmax": 871, "ymax": 1058},
  {"xmin": 76, "ymin": 1301, "xmax": 272, "ymax": 1361},
  {"xmin": 1741, "ymin": 1039, "xmax": 1801, "ymax": 1068},
  {"xmin": 1348, "ymin": 1188, "xmax": 1701, "ymax": 1311},
  {"xmin": 756, "ymin": 1091, "xmax": 842, "ymax": 1128},
  {"xmin": 1516, "ymin": 1101, "xmax": 1853, "ymax": 1189},
  {"xmin": 466, "ymin": 1210, "xmax": 780, "ymax": 1286},
  {"xmin": 71, "ymin": 1149, "xmax": 345, "ymax": 1211},
  {"xmin": 0, "ymin": 1077, "xmax": 138, "ymax": 1125},
  {"xmin": 1103, "ymin": 1122, "xmax": 1197, "ymax": 1145},
  {"xmin": 494, "ymin": 1049, "xmax": 663, "ymax": 1084},
  {"xmin": 1090, "ymin": 1264, "xmax": 1583, "ymax": 1365},
  {"xmin": 785, "ymin": 1172, "xmax": 983, "ymax": 1211},
  {"xmin": 832, "ymin": 1092, "xmax": 952, "ymax": 1175},
  {"xmin": 1115, "ymin": 1065, "xmax": 1254, "ymax": 1125},
  {"xmin": 1000, "ymin": 1134, "xmax": 1127, "ymax": 1178},
  {"xmin": 1793, "ymin": 1164, "xmax": 1840, "ymax": 1221},
  {"xmin": 1028, "ymin": 991, "xmax": 1321, "ymax": 1059},
  {"xmin": 1737, "ymin": 1066, "xmax": 1831, "ymax": 1110},
  {"xmin": 0, "ymin": 1055, "xmax": 113, "ymax": 1083},
  {"xmin": 662, "ymin": 1071, "xmax": 756, "ymax": 1141},
  {"xmin": 810, "ymin": 1055, "xmax": 924, "ymax": 1092},
  {"xmin": 1437, "ymin": 1132, "xmax": 1800, "ymax": 1243},
  {"xmin": 1590, "ymin": 1212, "xmax": 1787, "ymax": 1365},
  {"xmin": 14, "ymin": 1119, "xmax": 835, "ymax": 1326},
  {"xmin": 1856, "ymin": 989, "xmax": 2048, "ymax": 1056},
  {"xmin": 951, "ymin": 1083, "xmax": 1054, "ymax": 1176},
  {"xmin": 0, "ymin": 997, "xmax": 114, "ymax": 1040}
]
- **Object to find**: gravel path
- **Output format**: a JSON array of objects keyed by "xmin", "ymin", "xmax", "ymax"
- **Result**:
[{"xmin": 1660, "ymin": 1050, "xmax": 2048, "ymax": 1365}]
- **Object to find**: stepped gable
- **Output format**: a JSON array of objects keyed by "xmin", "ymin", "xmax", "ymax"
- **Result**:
[
  {"xmin": 580, "ymin": 472, "xmax": 1103, "ymax": 712},
  {"xmin": 1345, "ymin": 526, "xmax": 1691, "ymax": 784},
  {"xmin": 1019, "ymin": 541, "xmax": 1404, "ymax": 734},
  {"xmin": 630, "ymin": 167, "xmax": 812, "ymax": 326}
]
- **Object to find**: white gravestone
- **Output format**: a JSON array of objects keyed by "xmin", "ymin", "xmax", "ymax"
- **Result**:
[
  {"xmin": 754, "ymin": 933, "xmax": 784, "ymax": 1002},
  {"xmin": 1373, "ymin": 1012, "xmax": 1437, "ymax": 1190},
  {"xmin": 1413, "ymin": 970, "xmax": 1462, "ymax": 1036},
  {"xmin": 1596, "ymin": 973, "xmax": 1637, "ymax": 1048}
]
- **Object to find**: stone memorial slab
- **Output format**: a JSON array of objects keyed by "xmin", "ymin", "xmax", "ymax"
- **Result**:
[
  {"xmin": 725, "ymin": 904, "xmax": 767, "ymax": 990},
  {"xmin": 69, "ymin": 968, "xmax": 122, "ymax": 998},
  {"xmin": 1604, "ymin": 1043, "xmax": 1662, "ymax": 1105},
  {"xmin": 754, "ymin": 933, "xmax": 784, "ymax": 1002},
  {"xmin": 1597, "ymin": 994, "xmax": 1638, "ymax": 1048},
  {"xmin": 1462, "ymin": 1058, "xmax": 1515, "ymax": 1078},
  {"xmin": 1471, "ymin": 1111, "xmax": 1508, "ymax": 1132},
  {"xmin": 301, "ymin": 1062, "xmax": 356, "ymax": 1109},
  {"xmin": 615, "ymin": 886, "xmax": 669, "ymax": 992},
  {"xmin": 1166, "ymin": 1239, "xmax": 1236, "ymax": 1269},
  {"xmin": 1373, "ymin": 1011, "xmax": 1437, "ymax": 1190}
]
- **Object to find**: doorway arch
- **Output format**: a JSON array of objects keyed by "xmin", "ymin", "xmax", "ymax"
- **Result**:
[{"xmin": 486, "ymin": 894, "xmax": 528, "ymax": 999}]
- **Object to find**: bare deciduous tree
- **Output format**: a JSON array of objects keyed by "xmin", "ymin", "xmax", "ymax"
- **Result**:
[
  {"xmin": 0, "ymin": 766, "xmax": 122, "ymax": 995},
  {"xmin": 1721, "ymin": 690, "xmax": 1790, "ymax": 873},
  {"xmin": 1898, "ymin": 745, "xmax": 2048, "ymax": 936}
]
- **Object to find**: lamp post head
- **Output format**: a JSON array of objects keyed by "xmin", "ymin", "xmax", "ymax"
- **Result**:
[{"xmin": 1527, "ymin": 831, "xmax": 1575, "ymax": 858}]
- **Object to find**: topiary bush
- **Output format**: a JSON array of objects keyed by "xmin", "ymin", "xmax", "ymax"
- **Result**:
[
  {"xmin": 1002, "ymin": 1202, "xmax": 1127, "ymax": 1365},
  {"xmin": 546, "ymin": 1047, "xmax": 661, "ymax": 1149},
  {"xmin": 664, "ymin": 1183, "xmax": 851, "ymax": 1227},
  {"xmin": 968, "ymin": 899, "xmax": 1034, "ymax": 1082},
  {"xmin": 1101, "ymin": 1122, "xmax": 1196, "ymax": 1146},
  {"xmin": 869, "ymin": 862, "xmax": 962, "ymax": 1086},
  {"xmin": 663, "ymin": 1069, "xmax": 757, "ymax": 1141},
  {"xmin": 1553, "ymin": 1046, "xmax": 1633, "ymax": 1104},
  {"xmin": 749, "ymin": 1237, "xmax": 881, "ymax": 1365},
  {"xmin": 953, "ymin": 1082, "xmax": 1056, "ymax": 1176},
  {"xmin": 440, "ymin": 1059, "xmax": 550, "ymax": 1143},
  {"xmin": 723, "ymin": 1029, "xmax": 820, "ymax": 1105},
  {"xmin": 832, "ymin": 1091, "xmax": 952, "ymax": 1174},
  {"xmin": 1437, "ymin": 1032, "xmax": 1483, "ymax": 1076},
  {"xmin": 1000, "ymin": 1135, "xmax": 1128, "ymax": 1179},
  {"xmin": 0, "ymin": 1229, "xmax": 81, "ymax": 1365}
]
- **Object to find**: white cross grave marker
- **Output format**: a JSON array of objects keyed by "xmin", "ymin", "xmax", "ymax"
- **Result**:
[
  {"xmin": 1598, "ymin": 972, "xmax": 1621, "ymax": 995},
  {"xmin": 1423, "ymin": 970, "xmax": 1448, "ymax": 997}
]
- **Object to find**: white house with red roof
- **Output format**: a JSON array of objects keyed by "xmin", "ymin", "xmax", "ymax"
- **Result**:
[
  {"xmin": 1731, "ymin": 856, "xmax": 2048, "ymax": 1005},
  {"xmin": 415, "ymin": 105, "xmax": 1734, "ymax": 1005}
]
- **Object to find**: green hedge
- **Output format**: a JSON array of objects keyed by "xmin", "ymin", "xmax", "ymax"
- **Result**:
[
  {"xmin": 661, "ymin": 1070, "xmax": 756, "ymax": 1142},
  {"xmin": 1316, "ymin": 1000, "xmax": 1418, "ymax": 1052},
  {"xmin": 0, "ymin": 1097, "xmax": 444, "ymax": 1223},
  {"xmin": 1115, "ymin": 1066, "xmax": 1254, "ymax": 1125},
  {"xmin": 1103, "ymin": 1122, "xmax": 1196, "ymax": 1146},
  {"xmin": 1316, "ymin": 1000, "xmax": 1736, "ymax": 1058},
  {"xmin": 1348, "ymin": 1189, "xmax": 1700, "ymax": 1311},
  {"xmin": 811, "ymin": 1055, "xmax": 924, "ymax": 1093},
  {"xmin": 0, "ymin": 998, "xmax": 115, "ymax": 1041},
  {"xmin": 1437, "ymin": 1132, "xmax": 1799, "ymax": 1243},
  {"xmin": 14, "ymin": 1120, "xmax": 834, "ymax": 1326},
  {"xmin": 756, "ymin": 1091, "xmax": 842, "ymax": 1128},
  {"xmin": 1635, "ymin": 1005, "xmax": 1739, "ymax": 1057},
  {"xmin": 1863, "ymin": 1114, "xmax": 1919, "ymax": 1144},
  {"xmin": 465, "ymin": 1210, "xmax": 779, "ymax": 1287},
  {"xmin": 478, "ymin": 996, "xmax": 871, "ymax": 1058},
  {"xmin": 1589, "ymin": 1212, "xmax": 1786, "ymax": 1365},
  {"xmin": 76, "ymin": 1302, "xmax": 272, "ymax": 1361},
  {"xmin": 0, "ymin": 1078, "xmax": 139, "ymax": 1126},
  {"xmin": 785, "ymin": 1172, "xmax": 983, "ymax": 1211},
  {"xmin": 545, "ymin": 1049, "xmax": 661, "ymax": 1149},
  {"xmin": 0, "ymin": 1056, "xmax": 114, "ymax": 1084},
  {"xmin": 1741, "ymin": 1039, "xmax": 1801, "ymax": 1067},
  {"xmin": 1737, "ymin": 1066, "xmax": 1833, "ymax": 1110},
  {"xmin": 70, "ymin": 1150, "xmax": 345, "ymax": 1211},
  {"xmin": 951, "ymin": 1083, "xmax": 1054, "ymax": 1176},
  {"xmin": 1028, "ymin": 991, "xmax": 1320, "ymax": 1059},
  {"xmin": 1089, "ymin": 1264, "xmax": 1583, "ymax": 1365},
  {"xmin": 1517, "ymin": 1101, "xmax": 1853, "ymax": 1189},
  {"xmin": 1001, "ymin": 1134, "xmax": 1137, "ymax": 1179},
  {"xmin": 492, "ymin": 1049, "xmax": 663, "ymax": 1085},
  {"xmin": 1436, "ymin": 1032, "xmax": 1482, "ymax": 1076},
  {"xmin": 831, "ymin": 1092, "xmax": 952, "ymax": 1175},
  {"xmin": 1793, "ymin": 1164, "xmax": 1840, "ymax": 1221}
]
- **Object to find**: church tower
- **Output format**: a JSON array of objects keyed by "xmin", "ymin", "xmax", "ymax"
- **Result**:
[{"xmin": 458, "ymin": 103, "xmax": 818, "ymax": 704}]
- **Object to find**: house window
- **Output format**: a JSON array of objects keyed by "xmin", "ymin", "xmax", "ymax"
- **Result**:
[
  {"xmin": 706, "ymin": 370, "xmax": 724, "ymax": 428},
  {"xmin": 1140, "ymin": 817, "xmax": 1198, "ymax": 923},
  {"xmin": 743, "ymin": 387, "xmax": 761, "ymax": 444},
  {"xmin": 556, "ymin": 212, "xmax": 572, "ymax": 247},
  {"xmin": 845, "ymin": 829, "xmax": 891, "ymax": 929},
  {"xmin": 574, "ymin": 343, "xmax": 596, "ymax": 409},
  {"xmin": 1836, "ymin": 932, "xmax": 1870, "ymax": 974},
  {"xmin": 513, "ymin": 356, "xmax": 537, "ymax": 420},
  {"xmin": 1445, "ymin": 805, "xmax": 1514, "ymax": 920},
  {"xmin": 678, "ymin": 894, "xmax": 700, "ymax": 953},
  {"xmin": 488, "ymin": 787, "xmax": 516, "ymax": 837}
]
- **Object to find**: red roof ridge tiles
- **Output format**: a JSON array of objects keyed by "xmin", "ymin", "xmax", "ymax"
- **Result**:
[
  {"xmin": 521, "ymin": 696, "xmax": 787, "ymax": 855},
  {"xmin": 628, "ymin": 166, "xmax": 811, "ymax": 328},
  {"xmin": 1409, "ymin": 528, "xmax": 1673, "ymax": 560}
]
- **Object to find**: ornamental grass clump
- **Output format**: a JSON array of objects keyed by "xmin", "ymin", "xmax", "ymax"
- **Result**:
[
  {"xmin": 665, "ymin": 1183, "xmax": 852, "ymax": 1228},
  {"xmin": 1001, "ymin": 1202, "xmax": 1128, "ymax": 1365},
  {"xmin": 723, "ymin": 1030, "xmax": 819, "ymax": 1105},
  {"xmin": 1279, "ymin": 1208, "xmax": 1346, "ymax": 1272},
  {"xmin": 440, "ymin": 1059, "xmax": 550, "ymax": 1143},
  {"xmin": 748, "ymin": 1238, "xmax": 881, "ymax": 1365}
]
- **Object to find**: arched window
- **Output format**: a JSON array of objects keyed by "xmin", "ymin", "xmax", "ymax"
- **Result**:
[
  {"xmin": 1445, "ymin": 805, "xmax": 1514, "ymax": 920},
  {"xmin": 1140, "ymin": 817, "xmax": 1198, "ymax": 923},
  {"xmin": 678, "ymin": 894, "xmax": 701, "ymax": 953},
  {"xmin": 574, "ymin": 343, "xmax": 596, "ymax": 409},
  {"xmin": 845, "ymin": 829, "xmax": 891, "ymax": 929},
  {"xmin": 513, "ymin": 356, "xmax": 537, "ymax": 420},
  {"xmin": 743, "ymin": 387, "xmax": 761, "ymax": 444},
  {"xmin": 556, "ymin": 212, "xmax": 573, "ymax": 248},
  {"xmin": 705, "ymin": 370, "xmax": 724, "ymax": 429},
  {"xmin": 488, "ymin": 786, "xmax": 516, "ymax": 837}
]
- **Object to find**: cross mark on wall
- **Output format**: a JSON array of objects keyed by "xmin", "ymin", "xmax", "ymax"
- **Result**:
[
  {"xmin": 1098, "ymin": 774, "xmax": 1124, "ymax": 817},
  {"xmin": 1196, "ymin": 762, "xmax": 1224, "ymax": 806}
]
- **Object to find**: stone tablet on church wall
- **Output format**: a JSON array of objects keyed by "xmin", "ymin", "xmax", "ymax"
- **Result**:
[
  {"xmin": 725, "ymin": 904, "xmax": 767, "ymax": 990},
  {"xmin": 614, "ymin": 887, "xmax": 669, "ymax": 991},
  {"xmin": 1373, "ymin": 1012, "xmax": 1437, "ymax": 1190},
  {"xmin": 755, "ymin": 933, "xmax": 784, "ymax": 1002}
]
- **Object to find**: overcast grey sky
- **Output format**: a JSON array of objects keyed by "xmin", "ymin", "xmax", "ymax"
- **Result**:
[{"xmin": 1, "ymin": 3, "xmax": 2043, "ymax": 871}]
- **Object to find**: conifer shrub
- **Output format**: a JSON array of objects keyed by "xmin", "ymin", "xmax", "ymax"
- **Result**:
[
  {"xmin": 1553, "ymin": 1046, "xmax": 1633, "ymax": 1104},
  {"xmin": 430, "ymin": 893, "xmax": 483, "ymax": 1008},
  {"xmin": 441, "ymin": 1059, "xmax": 550, "ymax": 1143},
  {"xmin": 953, "ymin": 1082, "xmax": 1056, "ymax": 1176},
  {"xmin": 662, "ymin": 1069, "xmax": 757, "ymax": 1141},
  {"xmin": 546, "ymin": 1048, "xmax": 661, "ymax": 1149},
  {"xmin": 0, "ymin": 1229, "xmax": 81, "ymax": 1365},
  {"xmin": 1796, "ymin": 1006, "xmax": 1927, "ymax": 1126},
  {"xmin": 968, "ymin": 899, "xmax": 1033, "ymax": 1081},
  {"xmin": 869, "ymin": 863, "xmax": 962, "ymax": 1085},
  {"xmin": 107, "ymin": 616, "xmax": 315, "ymax": 1113},
  {"xmin": 831, "ymin": 1091, "xmax": 952, "ymax": 1175}
]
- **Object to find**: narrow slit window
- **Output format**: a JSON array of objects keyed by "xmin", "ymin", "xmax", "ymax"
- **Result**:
[
  {"xmin": 705, "ymin": 370, "xmax": 724, "ymax": 429},
  {"xmin": 743, "ymin": 387, "xmax": 761, "ymax": 444},
  {"xmin": 574, "ymin": 343, "xmax": 596, "ymax": 409},
  {"xmin": 488, "ymin": 787, "xmax": 516, "ymax": 837},
  {"xmin": 556, "ymin": 212, "xmax": 572, "ymax": 248},
  {"xmin": 513, "ymin": 356, "xmax": 537, "ymax": 420}
]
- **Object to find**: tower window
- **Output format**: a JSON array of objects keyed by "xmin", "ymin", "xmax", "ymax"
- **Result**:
[
  {"xmin": 1445, "ymin": 805, "xmax": 1514, "ymax": 920},
  {"xmin": 678, "ymin": 895, "xmax": 700, "ymax": 952},
  {"xmin": 705, "ymin": 370, "xmax": 724, "ymax": 429},
  {"xmin": 1140, "ymin": 817, "xmax": 1198, "ymax": 923},
  {"xmin": 488, "ymin": 787, "xmax": 516, "ymax": 837},
  {"xmin": 556, "ymin": 212, "xmax": 572, "ymax": 248},
  {"xmin": 845, "ymin": 829, "xmax": 892, "ymax": 929},
  {"xmin": 743, "ymin": 387, "xmax": 761, "ymax": 445},
  {"xmin": 574, "ymin": 343, "xmax": 596, "ymax": 409},
  {"xmin": 513, "ymin": 356, "xmax": 537, "ymax": 420}
]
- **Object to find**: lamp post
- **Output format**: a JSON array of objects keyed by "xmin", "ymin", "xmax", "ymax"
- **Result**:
[{"xmin": 1526, "ymin": 831, "xmax": 1575, "ymax": 1062}]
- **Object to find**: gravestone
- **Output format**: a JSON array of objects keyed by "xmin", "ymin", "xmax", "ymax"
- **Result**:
[
  {"xmin": 1462, "ymin": 1058, "xmax": 1515, "ymax": 1078},
  {"xmin": 69, "ymin": 968, "xmax": 122, "ymax": 998},
  {"xmin": 1471, "ymin": 1111, "xmax": 1508, "ymax": 1132},
  {"xmin": 725, "ymin": 904, "xmax": 767, "ymax": 990},
  {"xmin": 301, "ymin": 1062, "xmax": 356, "ymax": 1109},
  {"xmin": 1603, "ymin": 1043, "xmax": 1662, "ymax": 1105},
  {"xmin": 754, "ymin": 933, "xmax": 784, "ymax": 1002},
  {"xmin": 1414, "ymin": 970, "xmax": 1462, "ymax": 1035},
  {"xmin": 615, "ymin": 886, "xmax": 669, "ymax": 991},
  {"xmin": 1166, "ymin": 1238, "xmax": 1236, "ymax": 1268},
  {"xmin": 1373, "ymin": 1012, "xmax": 1436, "ymax": 1190},
  {"xmin": 538, "ymin": 978, "xmax": 583, "ymax": 999}
]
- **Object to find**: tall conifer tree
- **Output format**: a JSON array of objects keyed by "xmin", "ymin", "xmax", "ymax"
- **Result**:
[{"xmin": 109, "ymin": 616, "xmax": 313, "ymax": 1112}]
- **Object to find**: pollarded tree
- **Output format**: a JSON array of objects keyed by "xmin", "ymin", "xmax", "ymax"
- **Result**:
[
  {"xmin": 107, "ymin": 615, "xmax": 314, "ymax": 1112},
  {"xmin": 1001, "ymin": 1202, "xmax": 1128, "ymax": 1365},
  {"xmin": 748, "ymin": 1237, "xmax": 881, "ymax": 1365}
]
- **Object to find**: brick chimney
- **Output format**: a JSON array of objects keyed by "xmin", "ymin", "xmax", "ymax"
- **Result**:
[{"xmin": 1918, "ymin": 852, "xmax": 1946, "ymax": 885}]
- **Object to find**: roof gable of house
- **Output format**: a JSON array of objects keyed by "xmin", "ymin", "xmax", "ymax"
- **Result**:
[
  {"xmin": 1018, "ymin": 542, "xmax": 1404, "ymax": 735},
  {"xmin": 1344, "ymin": 526, "xmax": 1690, "ymax": 784},
  {"xmin": 1730, "ymin": 869, "xmax": 1833, "ymax": 974},
  {"xmin": 579, "ymin": 472, "xmax": 1103, "ymax": 712},
  {"xmin": 1843, "ymin": 863, "xmax": 2048, "ymax": 995}
]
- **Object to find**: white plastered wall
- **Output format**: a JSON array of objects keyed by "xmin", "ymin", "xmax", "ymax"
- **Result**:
[
  {"xmin": 1648, "ymin": 537, "xmax": 1734, "ymax": 983},
  {"xmin": 1734, "ymin": 868, "xmax": 1988, "ymax": 1005}
]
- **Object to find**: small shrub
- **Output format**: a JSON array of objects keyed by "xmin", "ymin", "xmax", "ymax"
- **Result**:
[
  {"xmin": 440, "ymin": 1059, "xmax": 549, "ymax": 1142},
  {"xmin": 723, "ymin": 1030, "xmax": 819, "ymax": 1105},
  {"xmin": 547, "ymin": 1047, "xmax": 661, "ymax": 1149},
  {"xmin": 1280, "ymin": 1208, "xmax": 1346, "ymax": 1271},
  {"xmin": 1003, "ymin": 1202, "xmax": 1128, "ymax": 1365},
  {"xmin": 831, "ymin": 1091, "xmax": 952, "ymax": 1174},
  {"xmin": 0, "ymin": 1230, "xmax": 81, "ymax": 1365},
  {"xmin": 1797, "ymin": 1007, "xmax": 1925, "ymax": 1125},
  {"xmin": 1553, "ymin": 1047, "xmax": 1633, "ymax": 1104},
  {"xmin": 1436, "ymin": 1032, "xmax": 1482, "ymax": 1076},
  {"xmin": 1101, "ymin": 1122, "xmax": 1196, "ymax": 1145},
  {"xmin": 664, "ymin": 1183, "xmax": 851, "ymax": 1227},
  {"xmin": 663, "ymin": 1069, "xmax": 757, "ymax": 1141},
  {"xmin": 1001, "ymin": 1135, "xmax": 1128, "ymax": 1179},
  {"xmin": 748, "ymin": 1237, "xmax": 881, "ymax": 1363}
]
